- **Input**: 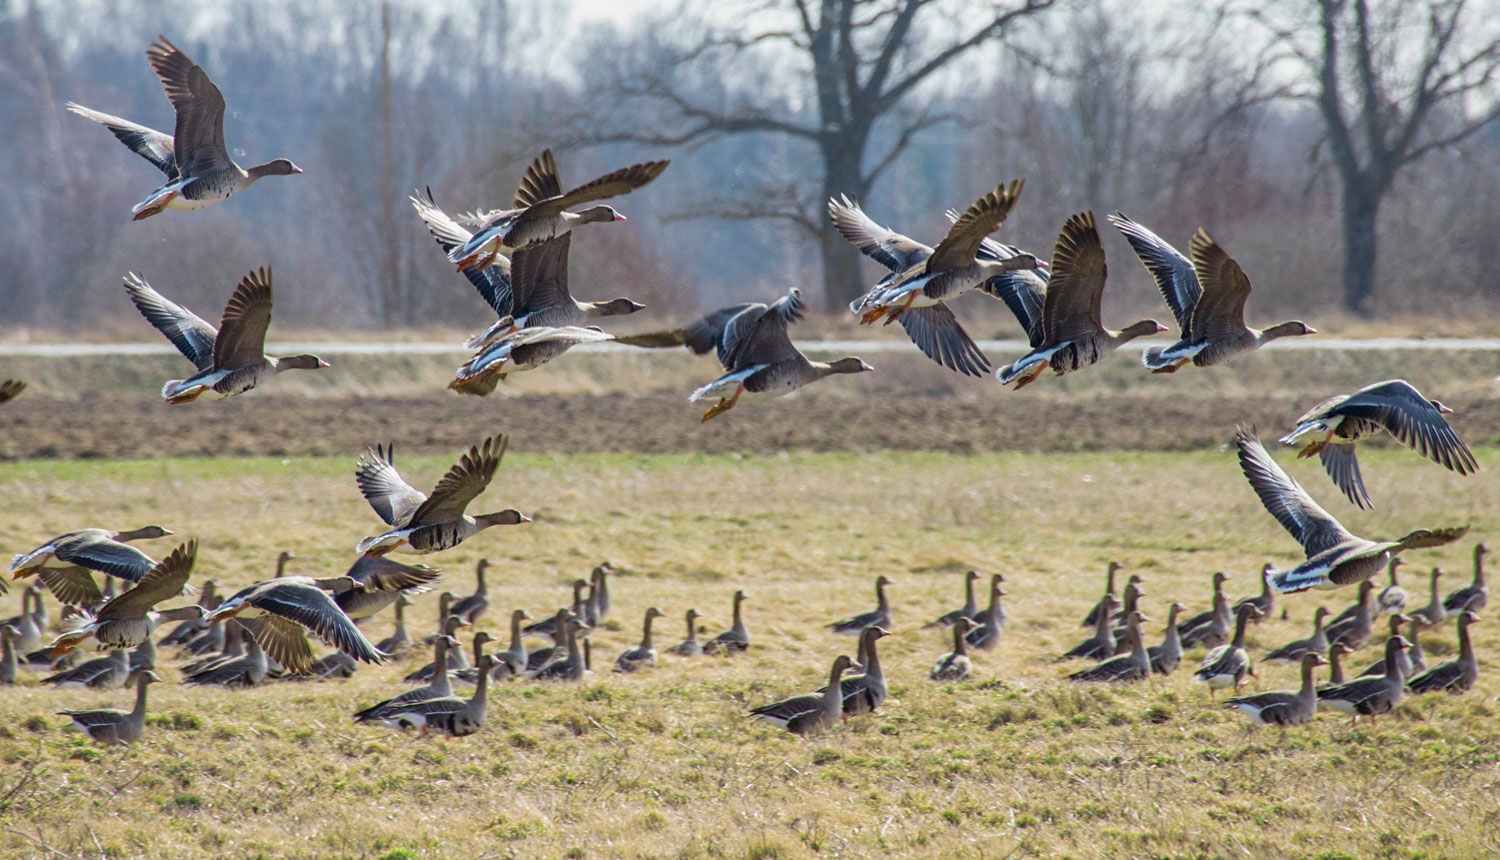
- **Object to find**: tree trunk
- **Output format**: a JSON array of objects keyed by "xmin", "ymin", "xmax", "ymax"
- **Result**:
[
  {"xmin": 818, "ymin": 139, "xmax": 869, "ymax": 313},
  {"xmin": 1340, "ymin": 185, "xmax": 1380, "ymax": 315}
]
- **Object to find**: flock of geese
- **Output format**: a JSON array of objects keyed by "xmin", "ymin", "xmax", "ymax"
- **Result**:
[{"xmin": 0, "ymin": 36, "xmax": 1491, "ymax": 741}]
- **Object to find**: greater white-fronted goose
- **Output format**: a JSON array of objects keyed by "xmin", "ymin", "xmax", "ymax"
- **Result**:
[
  {"xmin": 205, "ymin": 576, "xmax": 383, "ymax": 674},
  {"xmin": 523, "ymin": 609, "xmax": 575, "ymax": 674},
  {"xmin": 591, "ymin": 563, "xmax": 614, "ymax": 622},
  {"xmin": 1226, "ymin": 652, "xmax": 1326, "ymax": 727},
  {"xmin": 1406, "ymin": 621, "xmax": 1428, "ymax": 675},
  {"xmin": 160, "ymin": 579, "xmax": 219, "ymax": 645},
  {"xmin": 667, "ymin": 608, "xmax": 704, "ymax": 657},
  {"xmin": 1148, "ymin": 602, "xmax": 1185, "ymax": 675},
  {"xmin": 185, "ymin": 635, "xmax": 268, "ymax": 687},
  {"xmin": 1408, "ymin": 612, "xmax": 1480, "ymax": 695},
  {"xmin": 1232, "ymin": 566, "xmax": 1276, "ymax": 624},
  {"xmin": 1080, "ymin": 562, "xmax": 1122, "ymax": 628},
  {"xmin": 376, "ymin": 654, "xmax": 497, "ymax": 736},
  {"xmin": 334, "ymin": 555, "xmax": 441, "ymax": 622},
  {"xmin": 449, "ymin": 632, "xmax": 495, "ymax": 684},
  {"xmin": 68, "ymin": 37, "xmax": 300, "ymax": 220},
  {"xmin": 931, "ymin": 617, "xmax": 975, "ymax": 681},
  {"xmin": 524, "ymin": 580, "xmax": 590, "ymax": 643},
  {"xmin": 1317, "ymin": 635, "xmax": 1410, "ymax": 724},
  {"xmin": 44, "ymin": 649, "xmax": 129, "ymax": 689},
  {"xmin": 59, "ymin": 669, "xmax": 159, "ymax": 744},
  {"xmin": 830, "ymin": 191, "xmax": 1040, "ymax": 376},
  {"xmin": 614, "ymin": 607, "xmax": 665, "ymax": 673},
  {"xmin": 1325, "ymin": 579, "xmax": 1376, "ymax": 651},
  {"xmin": 448, "ymin": 149, "xmax": 668, "ymax": 271},
  {"xmin": 179, "ymin": 617, "xmax": 225, "ymax": 657},
  {"xmin": 821, "ymin": 626, "xmax": 889, "ymax": 718},
  {"xmin": 0, "ymin": 379, "xmax": 25, "ymax": 405},
  {"xmin": 10, "ymin": 525, "xmax": 173, "ymax": 602},
  {"xmin": 1178, "ymin": 572, "xmax": 1232, "ymax": 650},
  {"xmin": 123, "ymin": 269, "xmax": 327, "ymax": 403},
  {"xmin": 1279, "ymin": 380, "xmax": 1477, "ymax": 510},
  {"xmin": 491, "ymin": 609, "xmax": 531, "ymax": 680},
  {"xmin": 1356, "ymin": 614, "xmax": 1417, "ymax": 679},
  {"xmin": 749, "ymin": 654, "xmax": 855, "ymax": 737},
  {"xmin": 704, "ymin": 590, "xmax": 750, "ymax": 655},
  {"xmin": 532, "ymin": 613, "xmax": 586, "ymax": 681},
  {"xmin": 1110, "ymin": 578, "xmax": 1145, "ymax": 647},
  {"xmin": 1264, "ymin": 607, "xmax": 1331, "ymax": 663},
  {"xmin": 1194, "ymin": 604, "xmax": 1261, "ymax": 698},
  {"xmin": 411, "ymin": 187, "xmax": 514, "ymax": 322},
  {"xmin": 1411, "ymin": 567, "xmax": 1447, "ymax": 628},
  {"xmin": 180, "ymin": 619, "xmax": 244, "ymax": 676},
  {"xmin": 1109, "ymin": 215, "xmax": 1314, "ymax": 373},
  {"xmin": 1374, "ymin": 558, "xmax": 1409, "ymax": 618},
  {"xmin": 925, "ymin": 570, "xmax": 981, "ymax": 629},
  {"xmin": 996, "ymin": 212, "xmax": 1166, "ymax": 388},
  {"xmin": 829, "ymin": 575, "xmax": 893, "ymax": 635},
  {"xmin": 1062, "ymin": 592, "xmax": 1118, "ymax": 661},
  {"xmin": 355, "ymin": 620, "xmax": 463, "ymax": 723},
  {"xmin": 0, "ymin": 626, "xmax": 20, "ymax": 685},
  {"xmin": 1070, "ymin": 612, "xmax": 1151, "ymax": 683},
  {"xmin": 583, "ymin": 580, "xmax": 601, "ymax": 628},
  {"xmin": 448, "ymin": 559, "xmax": 492, "ymax": 626},
  {"xmin": 4, "ymin": 587, "xmax": 41, "ymax": 653},
  {"xmin": 48, "ymin": 541, "xmax": 202, "ymax": 657},
  {"xmin": 1236, "ymin": 427, "xmax": 1467, "ymax": 593},
  {"xmin": 1443, "ymin": 542, "xmax": 1489, "ymax": 618},
  {"xmin": 965, "ymin": 576, "xmax": 1006, "ymax": 651},
  {"xmin": 373, "ymin": 593, "xmax": 414, "ymax": 658},
  {"xmin": 1325, "ymin": 641, "xmax": 1351, "ymax": 687},
  {"xmin": 354, "ymin": 436, "xmax": 529, "ymax": 556}
]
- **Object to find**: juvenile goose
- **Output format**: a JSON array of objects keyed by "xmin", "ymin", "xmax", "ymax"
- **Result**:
[
  {"xmin": 1443, "ymin": 542, "xmax": 1489, "ymax": 617},
  {"xmin": 523, "ymin": 580, "xmax": 590, "ymax": 643},
  {"xmin": 123, "ymin": 269, "xmax": 327, "ymax": 403},
  {"xmin": 931, "ymin": 617, "xmax": 975, "ymax": 681},
  {"xmin": 1410, "ymin": 568, "xmax": 1448, "ymax": 628},
  {"xmin": 614, "ymin": 607, "xmax": 665, "ymax": 673},
  {"xmin": 1279, "ymin": 379, "xmax": 1477, "ymax": 509},
  {"xmin": 1148, "ymin": 603, "xmax": 1186, "ymax": 675},
  {"xmin": 1408, "ymin": 612, "xmax": 1480, "ymax": 695},
  {"xmin": 821, "ymin": 626, "xmax": 889, "ymax": 718},
  {"xmin": 1109, "ymin": 214, "xmax": 1314, "ymax": 373},
  {"xmin": 1178, "ymin": 572, "xmax": 1232, "ymax": 649},
  {"xmin": 926, "ymin": 570, "xmax": 981, "ymax": 629},
  {"xmin": 11, "ymin": 525, "xmax": 174, "ymax": 601},
  {"xmin": 996, "ymin": 212, "xmax": 1167, "ymax": 388},
  {"xmin": 703, "ymin": 590, "xmax": 750, "ymax": 655},
  {"xmin": 378, "ymin": 655, "xmax": 497, "ymax": 737},
  {"xmin": 449, "ymin": 559, "xmax": 492, "ymax": 626},
  {"xmin": 1070, "ymin": 611, "xmax": 1151, "ymax": 683},
  {"xmin": 490, "ymin": 609, "xmax": 531, "ymax": 680},
  {"xmin": 354, "ymin": 436, "xmax": 529, "ymax": 556},
  {"xmin": 334, "ymin": 555, "xmax": 442, "ymax": 622},
  {"xmin": 373, "ymin": 593, "xmax": 414, "ymax": 658},
  {"xmin": 1318, "ymin": 635, "xmax": 1411, "ymax": 724},
  {"xmin": 1232, "ymin": 566, "xmax": 1276, "ymax": 624},
  {"xmin": 965, "ymin": 576, "xmax": 1006, "ymax": 651},
  {"xmin": 1357, "ymin": 615, "xmax": 1417, "ymax": 678},
  {"xmin": 48, "ymin": 542, "xmax": 203, "ymax": 657},
  {"xmin": 204, "ymin": 576, "xmax": 383, "ymax": 674},
  {"xmin": 1263, "ymin": 607, "xmax": 1330, "ymax": 663},
  {"xmin": 1080, "ymin": 562, "xmax": 1122, "ymax": 628},
  {"xmin": 355, "ymin": 620, "xmax": 462, "ymax": 722},
  {"xmin": 1195, "ymin": 604, "xmax": 1261, "ymax": 698},
  {"xmin": 1325, "ymin": 580, "xmax": 1376, "ymax": 651},
  {"xmin": 667, "ymin": 608, "xmax": 704, "ymax": 657},
  {"xmin": 60, "ymin": 669, "xmax": 160, "ymax": 744},
  {"xmin": 68, "ymin": 37, "xmax": 301, "ymax": 220},
  {"xmin": 1235, "ymin": 427, "xmax": 1467, "ymax": 593},
  {"xmin": 0, "ymin": 379, "xmax": 25, "ymax": 405},
  {"xmin": 749, "ymin": 654, "xmax": 854, "ymax": 737},
  {"xmin": 829, "ymin": 575, "xmax": 893, "ymax": 634},
  {"xmin": 1225, "ymin": 653, "xmax": 1327, "ymax": 727},
  {"xmin": 1061, "ymin": 592, "xmax": 1117, "ymax": 661},
  {"xmin": 449, "ymin": 149, "xmax": 668, "ymax": 272}
]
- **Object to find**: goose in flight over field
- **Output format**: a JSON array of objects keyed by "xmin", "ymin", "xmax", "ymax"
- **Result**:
[
  {"xmin": 0, "ymin": 379, "xmax": 24, "ymax": 405},
  {"xmin": 1235, "ymin": 426, "xmax": 1467, "ymax": 593},
  {"xmin": 123, "ymin": 268, "xmax": 328, "ymax": 403},
  {"xmin": 1109, "ymin": 214, "xmax": 1314, "ymax": 372},
  {"xmin": 354, "ymin": 435, "xmax": 529, "ymax": 556},
  {"xmin": 48, "ymin": 541, "xmax": 203, "ymax": 656},
  {"xmin": 68, "ymin": 36, "xmax": 300, "ymax": 220},
  {"xmin": 205, "ymin": 575, "xmax": 384, "ymax": 674},
  {"xmin": 1279, "ymin": 379, "xmax": 1478, "ymax": 509},
  {"xmin": 11, "ymin": 525, "xmax": 174, "ymax": 603}
]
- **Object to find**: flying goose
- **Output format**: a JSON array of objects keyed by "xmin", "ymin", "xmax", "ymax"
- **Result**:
[
  {"xmin": 375, "ymin": 654, "xmax": 497, "ymax": 736},
  {"xmin": 828, "ymin": 575, "xmax": 893, "ymax": 634},
  {"xmin": 614, "ymin": 607, "xmax": 665, "ymax": 673},
  {"xmin": 1235, "ymin": 427, "xmax": 1467, "ymax": 593},
  {"xmin": 0, "ymin": 379, "xmax": 25, "ymax": 405},
  {"xmin": 1317, "ymin": 635, "xmax": 1411, "ymax": 724},
  {"xmin": 490, "ymin": 609, "xmax": 532, "ymax": 680},
  {"xmin": 996, "ymin": 212, "xmax": 1166, "ymax": 388},
  {"xmin": 829, "ymin": 191, "xmax": 1040, "ymax": 376},
  {"xmin": 1194, "ymin": 604, "xmax": 1261, "ymax": 698},
  {"xmin": 1263, "ymin": 607, "xmax": 1330, "ymax": 662},
  {"xmin": 1109, "ymin": 214, "xmax": 1314, "ymax": 373},
  {"xmin": 410, "ymin": 187, "xmax": 514, "ymax": 322},
  {"xmin": 1080, "ymin": 562, "xmax": 1122, "ymax": 628},
  {"xmin": 1225, "ymin": 652, "xmax": 1326, "ymax": 727},
  {"xmin": 1232, "ymin": 566, "xmax": 1275, "ymax": 624},
  {"xmin": 667, "ymin": 608, "xmax": 704, "ymax": 657},
  {"xmin": 48, "ymin": 541, "xmax": 203, "ymax": 656},
  {"xmin": 1356, "ymin": 615, "xmax": 1417, "ymax": 679},
  {"xmin": 68, "ymin": 37, "xmax": 300, "ymax": 220},
  {"xmin": 1443, "ymin": 542, "xmax": 1489, "ymax": 618},
  {"xmin": 10, "ymin": 525, "xmax": 174, "ymax": 604},
  {"xmin": 355, "ymin": 620, "xmax": 463, "ymax": 723},
  {"xmin": 334, "ymin": 555, "xmax": 442, "ymax": 622},
  {"xmin": 1279, "ymin": 380, "xmax": 1477, "ymax": 509},
  {"xmin": 1069, "ymin": 611, "xmax": 1151, "ymax": 683},
  {"xmin": 60, "ymin": 669, "xmax": 160, "ymax": 744},
  {"xmin": 1407, "ymin": 612, "xmax": 1480, "ymax": 695},
  {"xmin": 820, "ymin": 626, "xmax": 889, "ymax": 718},
  {"xmin": 448, "ymin": 559, "xmax": 492, "ymax": 626},
  {"xmin": 354, "ymin": 436, "xmax": 529, "ymax": 556},
  {"xmin": 1178, "ymin": 572, "xmax": 1232, "ymax": 650},
  {"xmin": 965, "ymin": 576, "xmax": 1006, "ymax": 651},
  {"xmin": 931, "ymin": 617, "xmax": 975, "ymax": 681},
  {"xmin": 205, "ymin": 576, "xmax": 383, "ymax": 674},
  {"xmin": 1061, "ymin": 592, "xmax": 1117, "ymax": 661},
  {"xmin": 123, "ymin": 269, "xmax": 328, "ymax": 403},
  {"xmin": 749, "ymin": 654, "xmax": 855, "ymax": 737},
  {"xmin": 1325, "ymin": 579, "xmax": 1376, "ymax": 651},
  {"xmin": 704, "ymin": 590, "xmax": 751, "ymax": 655},
  {"xmin": 1148, "ymin": 602, "xmax": 1186, "ymax": 675}
]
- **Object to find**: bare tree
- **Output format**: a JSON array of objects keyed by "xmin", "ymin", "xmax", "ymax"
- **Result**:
[
  {"xmin": 1252, "ymin": 0, "xmax": 1500, "ymax": 314},
  {"xmin": 576, "ymin": 0, "xmax": 1055, "ymax": 312}
]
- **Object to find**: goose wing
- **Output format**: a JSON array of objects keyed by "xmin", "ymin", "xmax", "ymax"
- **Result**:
[
  {"xmin": 96, "ymin": 541, "xmax": 196, "ymax": 621},
  {"xmin": 895, "ymin": 305, "xmax": 989, "ymax": 377},
  {"xmin": 511, "ymin": 149, "xmax": 563, "ymax": 209},
  {"xmin": 122, "ymin": 274, "xmax": 217, "ymax": 371},
  {"xmin": 36, "ymin": 567, "xmax": 103, "ymax": 607},
  {"xmin": 1109, "ymin": 212, "xmax": 1199, "ymax": 331},
  {"xmin": 66, "ymin": 103, "xmax": 177, "ymax": 179},
  {"xmin": 55, "ymin": 533, "xmax": 159, "ymax": 584},
  {"xmin": 211, "ymin": 268, "xmax": 273, "ymax": 370},
  {"xmin": 355, "ymin": 444, "xmax": 428, "ymax": 528},
  {"xmin": 827, "ymin": 195, "xmax": 931, "ymax": 273},
  {"xmin": 242, "ymin": 582, "xmax": 382, "ymax": 670},
  {"xmin": 344, "ymin": 555, "xmax": 441, "ymax": 591},
  {"xmin": 503, "ymin": 160, "xmax": 669, "ymax": 243},
  {"xmin": 1236, "ymin": 427, "xmax": 1353, "ymax": 558},
  {"xmin": 1331, "ymin": 380, "xmax": 1479, "ymax": 475},
  {"xmin": 1186, "ymin": 229, "xmax": 1252, "ymax": 342},
  {"xmin": 509, "ymin": 234, "xmax": 572, "ymax": 315},
  {"xmin": 721, "ymin": 290, "xmax": 805, "ymax": 369},
  {"xmin": 410, "ymin": 188, "xmax": 512, "ymax": 316},
  {"xmin": 1041, "ymin": 212, "xmax": 1107, "ymax": 346},
  {"xmin": 925, "ymin": 180, "xmax": 1022, "ymax": 273},
  {"xmin": 408, "ymin": 435, "xmax": 507, "ymax": 526},
  {"xmin": 1319, "ymin": 444, "xmax": 1372, "ymax": 510},
  {"xmin": 146, "ymin": 37, "xmax": 231, "ymax": 178}
]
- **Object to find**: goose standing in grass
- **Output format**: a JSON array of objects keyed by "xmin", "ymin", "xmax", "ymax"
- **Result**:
[
  {"xmin": 1070, "ymin": 612, "xmax": 1151, "ymax": 683},
  {"xmin": 523, "ymin": 580, "xmax": 589, "ymax": 643},
  {"xmin": 185, "ymin": 635, "xmax": 268, "ymax": 687},
  {"xmin": 0, "ymin": 379, "xmax": 25, "ymax": 405},
  {"xmin": 180, "ymin": 621, "xmax": 243, "ymax": 676},
  {"xmin": 1225, "ymin": 653, "xmax": 1327, "ymax": 727},
  {"xmin": 1279, "ymin": 379, "xmax": 1477, "ymax": 509},
  {"xmin": 1081, "ymin": 562, "xmax": 1122, "ymax": 628},
  {"xmin": 4, "ymin": 588, "xmax": 41, "ymax": 653},
  {"xmin": 355, "ymin": 620, "xmax": 462, "ymax": 723},
  {"xmin": 1111, "ymin": 578, "xmax": 1145, "ymax": 647},
  {"xmin": 374, "ymin": 594, "xmax": 414, "ymax": 658},
  {"xmin": 823, "ymin": 626, "xmax": 889, "ymax": 718},
  {"xmin": 667, "ymin": 608, "xmax": 704, "ymax": 657},
  {"xmin": 334, "ymin": 556, "xmax": 442, "ymax": 623},
  {"xmin": 1443, "ymin": 542, "xmax": 1489, "ymax": 617},
  {"xmin": 829, "ymin": 575, "xmax": 893, "ymax": 634},
  {"xmin": 1232, "ymin": 566, "xmax": 1275, "ymax": 624},
  {"xmin": 0, "ymin": 626, "xmax": 20, "ymax": 685},
  {"xmin": 1408, "ymin": 612, "xmax": 1480, "ymax": 695},
  {"xmin": 123, "ymin": 269, "xmax": 327, "ymax": 403},
  {"xmin": 965, "ymin": 576, "xmax": 1006, "ymax": 651},
  {"xmin": 1318, "ymin": 636, "xmax": 1411, "ymax": 724},
  {"xmin": 448, "ymin": 149, "xmax": 668, "ymax": 272},
  {"xmin": 1062, "ymin": 593, "xmax": 1118, "ymax": 661},
  {"xmin": 614, "ymin": 607, "xmax": 665, "ymax": 673},
  {"xmin": 354, "ymin": 436, "xmax": 529, "ymax": 557},
  {"xmin": 44, "ymin": 649, "xmax": 129, "ymax": 689},
  {"xmin": 68, "ymin": 37, "xmax": 301, "ymax": 220},
  {"xmin": 523, "ymin": 609, "xmax": 576, "ymax": 674},
  {"xmin": 205, "ymin": 575, "xmax": 383, "ymax": 674},
  {"xmin": 1264, "ymin": 607, "xmax": 1330, "ymax": 663},
  {"xmin": 450, "ymin": 632, "xmax": 495, "ymax": 684},
  {"xmin": 704, "ymin": 590, "xmax": 750, "ymax": 655},
  {"xmin": 749, "ymin": 655, "xmax": 855, "ymax": 737},
  {"xmin": 532, "ymin": 614, "xmax": 587, "ymax": 681},
  {"xmin": 1324, "ymin": 642, "xmax": 1351, "ymax": 687},
  {"xmin": 379, "ymin": 655, "xmax": 497, "ymax": 737},
  {"xmin": 996, "ymin": 212, "xmax": 1167, "ymax": 388},
  {"xmin": 1325, "ymin": 580, "xmax": 1376, "ymax": 652},
  {"xmin": 1410, "ymin": 568, "xmax": 1448, "ymax": 628},
  {"xmin": 1195, "ymin": 604, "xmax": 1261, "ymax": 698},
  {"xmin": 11, "ymin": 526, "xmax": 174, "ymax": 603},
  {"xmin": 828, "ymin": 188, "xmax": 1041, "ymax": 377},
  {"xmin": 1373, "ymin": 558, "xmax": 1409, "ymax": 618},
  {"xmin": 1148, "ymin": 603, "xmax": 1186, "ymax": 675},
  {"xmin": 1235, "ymin": 427, "xmax": 1467, "ymax": 593},
  {"xmin": 925, "ymin": 570, "xmax": 980, "ymax": 629},
  {"xmin": 591, "ymin": 563, "xmax": 614, "ymax": 622},
  {"xmin": 1357, "ymin": 615, "xmax": 1418, "ymax": 678},
  {"xmin": 1405, "ymin": 621, "xmax": 1429, "ymax": 675},
  {"xmin": 48, "ymin": 542, "xmax": 203, "ymax": 656},
  {"xmin": 60, "ymin": 669, "xmax": 160, "ymax": 744},
  {"xmin": 931, "ymin": 617, "xmax": 975, "ymax": 681},
  {"xmin": 1109, "ymin": 214, "xmax": 1314, "ymax": 373},
  {"xmin": 1179, "ymin": 572, "xmax": 1232, "ymax": 650},
  {"xmin": 449, "ymin": 559, "xmax": 492, "ymax": 626},
  {"xmin": 490, "ymin": 610, "xmax": 531, "ymax": 680}
]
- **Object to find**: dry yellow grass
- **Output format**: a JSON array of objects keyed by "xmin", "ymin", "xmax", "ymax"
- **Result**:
[{"xmin": 0, "ymin": 448, "xmax": 1496, "ymax": 859}]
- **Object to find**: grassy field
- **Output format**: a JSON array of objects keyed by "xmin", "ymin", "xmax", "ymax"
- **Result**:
[{"xmin": 0, "ymin": 449, "xmax": 1496, "ymax": 859}]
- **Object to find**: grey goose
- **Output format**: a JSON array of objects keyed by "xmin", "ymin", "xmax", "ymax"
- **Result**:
[
  {"xmin": 1178, "ymin": 572, "xmax": 1232, "ymax": 650},
  {"xmin": 1147, "ymin": 602, "xmax": 1186, "ymax": 675},
  {"xmin": 666, "ymin": 608, "xmax": 705, "ymax": 657},
  {"xmin": 373, "ymin": 654, "xmax": 497, "ymax": 736},
  {"xmin": 1080, "ymin": 562, "xmax": 1123, "ymax": 628},
  {"xmin": 490, "ymin": 609, "xmax": 532, "ymax": 680},
  {"xmin": 60, "ymin": 669, "xmax": 160, "ymax": 744},
  {"xmin": 1263, "ymin": 607, "xmax": 1331, "ymax": 663},
  {"xmin": 1232, "ymin": 566, "xmax": 1276, "ymax": 624},
  {"xmin": 925, "ymin": 570, "xmax": 981, "ymax": 629},
  {"xmin": 703, "ymin": 590, "xmax": 750, "ymax": 655},
  {"xmin": 1324, "ymin": 579, "xmax": 1376, "ymax": 651},
  {"xmin": 964, "ymin": 576, "xmax": 1006, "ymax": 651},
  {"xmin": 449, "ymin": 559, "xmax": 493, "ymax": 626},
  {"xmin": 1318, "ymin": 635, "xmax": 1411, "ymax": 724},
  {"xmin": 614, "ymin": 607, "xmax": 665, "ymax": 673},
  {"xmin": 11, "ymin": 525, "xmax": 173, "ymax": 604},
  {"xmin": 1061, "ymin": 592, "xmax": 1118, "ymax": 661},
  {"xmin": 1194, "ymin": 604, "xmax": 1261, "ymax": 698},
  {"xmin": 819, "ymin": 626, "xmax": 890, "ymax": 718},
  {"xmin": 749, "ymin": 654, "xmax": 855, "ymax": 737},
  {"xmin": 828, "ymin": 575, "xmax": 893, "ymax": 635},
  {"xmin": 1408, "ymin": 612, "xmax": 1480, "ymax": 695},
  {"xmin": 334, "ymin": 555, "xmax": 442, "ymax": 622},
  {"xmin": 48, "ymin": 541, "xmax": 203, "ymax": 657},
  {"xmin": 931, "ymin": 617, "xmax": 975, "ymax": 682},
  {"xmin": 1442, "ymin": 542, "xmax": 1489, "ymax": 618},
  {"xmin": 1356, "ymin": 614, "xmax": 1417, "ymax": 679},
  {"xmin": 1225, "ymin": 652, "xmax": 1326, "ymax": 727},
  {"xmin": 355, "ymin": 619, "xmax": 464, "ymax": 723},
  {"xmin": 204, "ymin": 576, "xmax": 383, "ymax": 674},
  {"xmin": 1069, "ymin": 611, "xmax": 1151, "ymax": 683}
]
